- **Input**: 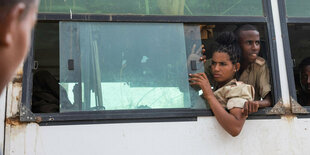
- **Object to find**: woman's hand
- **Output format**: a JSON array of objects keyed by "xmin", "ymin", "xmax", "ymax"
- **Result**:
[{"xmin": 189, "ymin": 73, "xmax": 213, "ymax": 96}]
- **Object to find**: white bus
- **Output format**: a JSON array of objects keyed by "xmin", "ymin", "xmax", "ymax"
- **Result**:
[{"xmin": 1, "ymin": 0, "xmax": 310, "ymax": 154}]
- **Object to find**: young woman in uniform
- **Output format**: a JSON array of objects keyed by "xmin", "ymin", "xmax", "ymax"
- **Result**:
[{"xmin": 189, "ymin": 32, "xmax": 254, "ymax": 137}]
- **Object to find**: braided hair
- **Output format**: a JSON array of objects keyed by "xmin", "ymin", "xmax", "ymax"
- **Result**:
[{"xmin": 214, "ymin": 31, "xmax": 241, "ymax": 65}]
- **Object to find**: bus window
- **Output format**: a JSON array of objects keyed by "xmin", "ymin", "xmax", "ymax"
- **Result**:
[
  {"xmin": 32, "ymin": 22, "xmax": 272, "ymax": 113},
  {"xmin": 288, "ymin": 24, "xmax": 310, "ymax": 106}
]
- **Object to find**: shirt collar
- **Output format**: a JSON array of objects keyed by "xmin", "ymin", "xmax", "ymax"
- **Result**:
[{"xmin": 215, "ymin": 79, "xmax": 237, "ymax": 90}]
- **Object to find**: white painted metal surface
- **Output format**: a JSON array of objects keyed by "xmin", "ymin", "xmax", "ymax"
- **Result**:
[
  {"xmin": 270, "ymin": 0, "xmax": 291, "ymax": 107},
  {"xmin": 3, "ymin": 116, "xmax": 310, "ymax": 155},
  {"xmin": 4, "ymin": 82, "xmax": 23, "ymax": 155},
  {"xmin": 0, "ymin": 88, "xmax": 6, "ymax": 155},
  {"xmin": 5, "ymin": 82, "xmax": 21, "ymax": 119}
]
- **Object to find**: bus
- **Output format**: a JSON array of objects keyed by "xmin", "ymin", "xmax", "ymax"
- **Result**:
[{"xmin": 1, "ymin": 0, "xmax": 310, "ymax": 154}]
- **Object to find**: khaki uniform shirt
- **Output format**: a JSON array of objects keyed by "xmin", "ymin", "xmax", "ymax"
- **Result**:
[
  {"xmin": 239, "ymin": 57, "xmax": 271, "ymax": 100},
  {"xmin": 204, "ymin": 56, "xmax": 271, "ymax": 101},
  {"xmin": 214, "ymin": 79, "xmax": 254, "ymax": 110}
]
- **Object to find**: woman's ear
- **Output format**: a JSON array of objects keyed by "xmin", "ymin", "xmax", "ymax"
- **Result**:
[
  {"xmin": 235, "ymin": 63, "xmax": 240, "ymax": 72},
  {"xmin": 0, "ymin": 17, "xmax": 12, "ymax": 46}
]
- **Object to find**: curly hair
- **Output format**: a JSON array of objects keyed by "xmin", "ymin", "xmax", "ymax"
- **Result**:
[{"xmin": 214, "ymin": 31, "xmax": 241, "ymax": 65}]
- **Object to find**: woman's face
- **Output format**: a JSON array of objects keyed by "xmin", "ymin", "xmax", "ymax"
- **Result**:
[{"xmin": 211, "ymin": 52, "xmax": 237, "ymax": 85}]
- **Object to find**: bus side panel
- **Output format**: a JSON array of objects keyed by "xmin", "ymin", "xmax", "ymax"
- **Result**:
[{"xmin": 4, "ymin": 116, "xmax": 310, "ymax": 155}]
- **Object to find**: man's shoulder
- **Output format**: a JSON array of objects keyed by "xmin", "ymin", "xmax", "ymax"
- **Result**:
[
  {"xmin": 234, "ymin": 81, "xmax": 254, "ymax": 90},
  {"xmin": 254, "ymin": 56, "xmax": 266, "ymax": 66},
  {"xmin": 219, "ymin": 79, "xmax": 251, "ymax": 90}
]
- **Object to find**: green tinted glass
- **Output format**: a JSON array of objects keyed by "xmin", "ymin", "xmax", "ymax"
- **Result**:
[
  {"xmin": 39, "ymin": 0, "xmax": 263, "ymax": 16},
  {"xmin": 286, "ymin": 0, "xmax": 310, "ymax": 17},
  {"xmin": 59, "ymin": 22, "xmax": 209, "ymax": 112}
]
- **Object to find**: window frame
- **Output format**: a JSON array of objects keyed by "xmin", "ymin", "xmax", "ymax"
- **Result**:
[
  {"xmin": 20, "ymin": 0, "xmax": 282, "ymax": 125},
  {"xmin": 280, "ymin": 0, "xmax": 310, "ymax": 116}
]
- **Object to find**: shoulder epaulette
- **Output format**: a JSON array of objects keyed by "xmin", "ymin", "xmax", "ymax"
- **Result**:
[
  {"xmin": 235, "ymin": 81, "xmax": 245, "ymax": 86},
  {"xmin": 255, "ymin": 56, "xmax": 266, "ymax": 66}
]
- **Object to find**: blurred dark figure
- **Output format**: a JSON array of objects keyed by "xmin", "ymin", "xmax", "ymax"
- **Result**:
[
  {"xmin": 298, "ymin": 57, "xmax": 310, "ymax": 106},
  {"xmin": 32, "ymin": 70, "xmax": 73, "ymax": 113}
]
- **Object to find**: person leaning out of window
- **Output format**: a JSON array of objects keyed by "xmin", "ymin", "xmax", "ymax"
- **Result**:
[
  {"xmin": 201, "ymin": 24, "xmax": 271, "ymax": 115},
  {"xmin": 189, "ymin": 32, "xmax": 254, "ymax": 137}
]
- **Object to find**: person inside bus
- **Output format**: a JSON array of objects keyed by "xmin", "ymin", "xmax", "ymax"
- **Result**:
[
  {"xmin": 0, "ymin": 0, "xmax": 39, "ymax": 93},
  {"xmin": 297, "ymin": 57, "xmax": 310, "ymax": 106},
  {"xmin": 201, "ymin": 24, "xmax": 271, "ymax": 115},
  {"xmin": 32, "ymin": 70, "xmax": 76, "ymax": 113},
  {"xmin": 189, "ymin": 31, "xmax": 254, "ymax": 137}
]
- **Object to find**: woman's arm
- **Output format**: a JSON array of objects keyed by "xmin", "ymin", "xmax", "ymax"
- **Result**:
[
  {"xmin": 189, "ymin": 73, "xmax": 247, "ymax": 137},
  {"xmin": 204, "ymin": 94, "xmax": 246, "ymax": 137}
]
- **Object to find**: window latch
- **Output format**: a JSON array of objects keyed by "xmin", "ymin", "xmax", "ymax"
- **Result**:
[
  {"xmin": 68, "ymin": 59, "xmax": 74, "ymax": 70},
  {"xmin": 191, "ymin": 60, "xmax": 197, "ymax": 70}
]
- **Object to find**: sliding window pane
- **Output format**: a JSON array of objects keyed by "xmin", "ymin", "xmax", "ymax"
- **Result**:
[
  {"xmin": 286, "ymin": 0, "xmax": 310, "ymax": 17},
  {"xmin": 39, "ymin": 0, "xmax": 263, "ymax": 16},
  {"xmin": 59, "ymin": 22, "xmax": 197, "ymax": 112}
]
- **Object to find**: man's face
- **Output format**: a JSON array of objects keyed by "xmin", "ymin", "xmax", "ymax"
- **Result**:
[
  {"xmin": 0, "ymin": 1, "xmax": 38, "ymax": 92},
  {"xmin": 239, "ymin": 30, "xmax": 260, "ymax": 63},
  {"xmin": 301, "ymin": 65, "xmax": 310, "ymax": 93}
]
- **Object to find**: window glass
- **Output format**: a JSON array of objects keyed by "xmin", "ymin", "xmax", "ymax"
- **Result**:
[
  {"xmin": 59, "ymin": 22, "xmax": 210, "ymax": 112},
  {"xmin": 32, "ymin": 22, "xmax": 271, "ymax": 113},
  {"xmin": 286, "ymin": 0, "xmax": 310, "ymax": 17},
  {"xmin": 39, "ymin": 0, "xmax": 263, "ymax": 16},
  {"xmin": 288, "ymin": 24, "xmax": 310, "ymax": 106}
]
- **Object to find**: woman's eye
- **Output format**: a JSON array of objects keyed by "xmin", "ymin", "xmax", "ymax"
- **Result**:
[
  {"xmin": 220, "ymin": 62, "xmax": 226, "ymax": 66},
  {"xmin": 255, "ymin": 41, "xmax": 260, "ymax": 45}
]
